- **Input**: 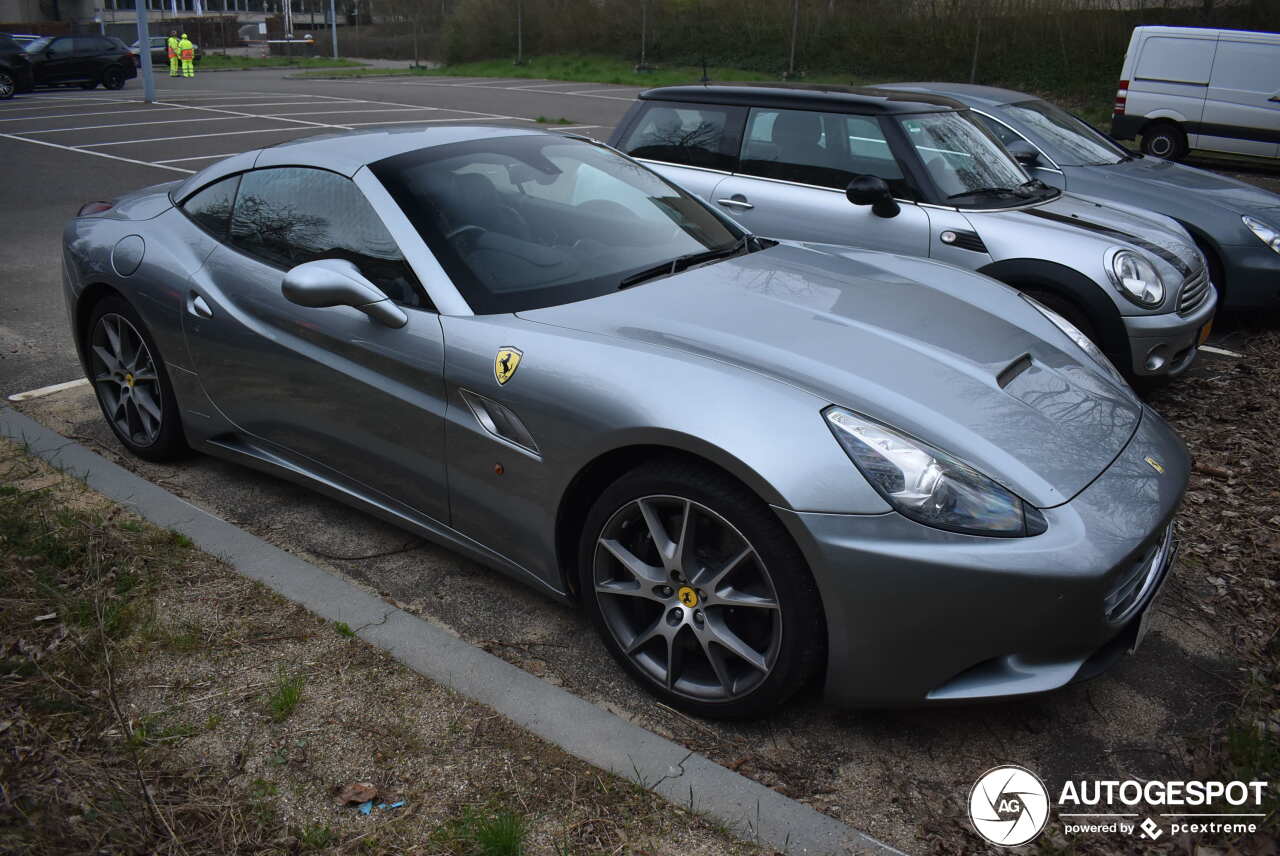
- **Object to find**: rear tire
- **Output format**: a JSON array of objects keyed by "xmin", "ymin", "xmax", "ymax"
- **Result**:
[
  {"xmin": 578, "ymin": 459, "xmax": 825, "ymax": 719},
  {"xmin": 84, "ymin": 296, "xmax": 189, "ymax": 462},
  {"xmin": 1141, "ymin": 121, "xmax": 1188, "ymax": 160},
  {"xmin": 102, "ymin": 66, "xmax": 126, "ymax": 90}
]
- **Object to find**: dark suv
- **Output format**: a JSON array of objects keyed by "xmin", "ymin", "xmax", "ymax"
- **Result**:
[
  {"xmin": 24, "ymin": 35, "xmax": 137, "ymax": 90},
  {"xmin": 0, "ymin": 33, "xmax": 35, "ymax": 99}
]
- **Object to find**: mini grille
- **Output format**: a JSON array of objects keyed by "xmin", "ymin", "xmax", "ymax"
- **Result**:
[
  {"xmin": 1104, "ymin": 524, "xmax": 1173, "ymax": 624},
  {"xmin": 1177, "ymin": 267, "xmax": 1210, "ymax": 315}
]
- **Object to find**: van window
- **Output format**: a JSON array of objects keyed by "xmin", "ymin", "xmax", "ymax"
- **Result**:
[
  {"xmin": 1212, "ymin": 41, "xmax": 1280, "ymax": 93},
  {"xmin": 1136, "ymin": 36, "xmax": 1215, "ymax": 85},
  {"xmin": 618, "ymin": 102, "xmax": 740, "ymax": 171}
]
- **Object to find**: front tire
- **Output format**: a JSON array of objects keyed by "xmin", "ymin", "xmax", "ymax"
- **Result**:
[
  {"xmin": 84, "ymin": 296, "xmax": 189, "ymax": 462},
  {"xmin": 578, "ymin": 460, "xmax": 824, "ymax": 718},
  {"xmin": 102, "ymin": 66, "xmax": 126, "ymax": 90},
  {"xmin": 1141, "ymin": 121, "xmax": 1188, "ymax": 160},
  {"xmin": 0, "ymin": 71, "xmax": 15, "ymax": 100}
]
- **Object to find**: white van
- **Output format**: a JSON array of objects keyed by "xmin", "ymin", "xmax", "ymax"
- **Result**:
[{"xmin": 1110, "ymin": 26, "xmax": 1280, "ymax": 161}]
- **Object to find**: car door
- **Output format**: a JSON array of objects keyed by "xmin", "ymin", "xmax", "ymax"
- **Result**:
[
  {"xmin": 710, "ymin": 107, "xmax": 930, "ymax": 255},
  {"xmin": 181, "ymin": 166, "xmax": 452, "ymax": 523},
  {"xmin": 36, "ymin": 37, "xmax": 78, "ymax": 83},
  {"xmin": 613, "ymin": 99, "xmax": 746, "ymax": 202},
  {"xmin": 1200, "ymin": 38, "xmax": 1280, "ymax": 158}
]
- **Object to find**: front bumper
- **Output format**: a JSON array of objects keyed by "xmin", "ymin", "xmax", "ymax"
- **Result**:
[
  {"xmin": 1221, "ymin": 243, "xmax": 1280, "ymax": 311},
  {"xmin": 1120, "ymin": 283, "xmax": 1217, "ymax": 377},
  {"xmin": 777, "ymin": 404, "xmax": 1189, "ymax": 708}
]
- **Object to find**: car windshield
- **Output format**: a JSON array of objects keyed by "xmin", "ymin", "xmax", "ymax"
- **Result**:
[
  {"xmin": 371, "ymin": 134, "xmax": 744, "ymax": 314},
  {"xmin": 999, "ymin": 99, "xmax": 1128, "ymax": 166},
  {"xmin": 24, "ymin": 36, "xmax": 51, "ymax": 53},
  {"xmin": 896, "ymin": 111, "xmax": 1046, "ymax": 206}
]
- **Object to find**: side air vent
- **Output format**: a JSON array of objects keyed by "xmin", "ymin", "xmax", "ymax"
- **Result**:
[
  {"xmin": 459, "ymin": 388, "xmax": 540, "ymax": 454},
  {"xmin": 939, "ymin": 229, "xmax": 988, "ymax": 254}
]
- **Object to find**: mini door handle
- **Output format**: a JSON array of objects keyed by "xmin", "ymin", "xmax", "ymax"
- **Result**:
[
  {"xmin": 188, "ymin": 292, "xmax": 213, "ymax": 319},
  {"xmin": 717, "ymin": 197, "xmax": 754, "ymax": 210}
]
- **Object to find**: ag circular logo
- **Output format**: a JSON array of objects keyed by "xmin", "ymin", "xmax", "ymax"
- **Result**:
[{"xmin": 968, "ymin": 765, "xmax": 1050, "ymax": 846}]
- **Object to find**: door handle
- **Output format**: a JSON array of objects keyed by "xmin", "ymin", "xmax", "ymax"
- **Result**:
[
  {"xmin": 717, "ymin": 197, "xmax": 754, "ymax": 210},
  {"xmin": 187, "ymin": 291, "xmax": 213, "ymax": 319}
]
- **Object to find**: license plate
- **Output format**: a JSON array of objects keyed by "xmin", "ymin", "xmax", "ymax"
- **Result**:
[{"xmin": 1198, "ymin": 320, "xmax": 1213, "ymax": 345}]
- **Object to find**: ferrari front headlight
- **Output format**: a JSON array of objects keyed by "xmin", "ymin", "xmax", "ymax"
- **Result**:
[
  {"xmin": 824, "ymin": 407, "xmax": 1045, "ymax": 537},
  {"xmin": 1106, "ymin": 248, "xmax": 1164, "ymax": 307},
  {"xmin": 1243, "ymin": 215, "xmax": 1280, "ymax": 255}
]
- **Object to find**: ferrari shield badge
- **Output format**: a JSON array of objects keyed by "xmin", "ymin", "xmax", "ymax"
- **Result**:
[
  {"xmin": 1145, "ymin": 456, "xmax": 1165, "ymax": 474},
  {"xmin": 495, "ymin": 347, "xmax": 523, "ymax": 385}
]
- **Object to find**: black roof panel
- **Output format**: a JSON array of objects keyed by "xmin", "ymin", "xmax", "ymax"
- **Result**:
[{"xmin": 638, "ymin": 83, "xmax": 965, "ymax": 114}]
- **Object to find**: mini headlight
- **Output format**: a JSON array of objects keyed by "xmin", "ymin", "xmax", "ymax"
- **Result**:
[
  {"xmin": 1021, "ymin": 294, "xmax": 1130, "ymax": 389},
  {"xmin": 824, "ymin": 407, "xmax": 1046, "ymax": 537},
  {"xmin": 1106, "ymin": 248, "xmax": 1164, "ymax": 307},
  {"xmin": 1243, "ymin": 215, "xmax": 1280, "ymax": 255}
]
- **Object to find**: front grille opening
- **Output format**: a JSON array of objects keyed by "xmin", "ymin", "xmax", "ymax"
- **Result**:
[
  {"xmin": 1177, "ymin": 268, "xmax": 1210, "ymax": 315},
  {"xmin": 1104, "ymin": 524, "xmax": 1172, "ymax": 623}
]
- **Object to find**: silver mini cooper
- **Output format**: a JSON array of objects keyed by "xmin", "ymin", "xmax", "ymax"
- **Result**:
[{"xmin": 609, "ymin": 84, "xmax": 1217, "ymax": 379}]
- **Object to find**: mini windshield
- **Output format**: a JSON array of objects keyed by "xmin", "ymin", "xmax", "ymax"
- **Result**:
[
  {"xmin": 1000, "ymin": 100, "xmax": 1127, "ymax": 166},
  {"xmin": 372, "ymin": 134, "xmax": 744, "ymax": 314},
  {"xmin": 897, "ymin": 111, "xmax": 1041, "ymax": 206}
]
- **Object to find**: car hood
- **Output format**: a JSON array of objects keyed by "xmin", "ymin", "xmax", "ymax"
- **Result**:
[
  {"xmin": 1069, "ymin": 157, "xmax": 1280, "ymax": 221},
  {"xmin": 998, "ymin": 192, "xmax": 1203, "ymax": 279},
  {"xmin": 519, "ymin": 243, "xmax": 1141, "ymax": 508}
]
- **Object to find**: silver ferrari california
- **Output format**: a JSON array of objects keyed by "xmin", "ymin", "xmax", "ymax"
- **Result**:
[{"xmin": 62, "ymin": 126, "xmax": 1188, "ymax": 718}]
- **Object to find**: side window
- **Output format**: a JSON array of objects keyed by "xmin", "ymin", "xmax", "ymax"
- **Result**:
[
  {"xmin": 1212, "ymin": 41, "xmax": 1280, "ymax": 94},
  {"xmin": 972, "ymin": 114, "xmax": 1022, "ymax": 147},
  {"xmin": 229, "ymin": 167, "xmax": 424, "ymax": 307},
  {"xmin": 739, "ymin": 108, "xmax": 906, "ymax": 193},
  {"xmin": 47, "ymin": 38, "xmax": 74, "ymax": 56},
  {"xmin": 181, "ymin": 175, "xmax": 240, "ymax": 240},
  {"xmin": 619, "ymin": 102, "xmax": 739, "ymax": 171}
]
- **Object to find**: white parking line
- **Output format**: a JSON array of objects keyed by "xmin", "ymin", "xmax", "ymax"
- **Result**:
[
  {"xmin": 0, "ymin": 132, "xmax": 193, "ymax": 173},
  {"xmin": 0, "ymin": 99, "xmax": 139, "ymax": 112},
  {"xmin": 262, "ymin": 106, "xmax": 439, "ymax": 117},
  {"xmin": 152, "ymin": 99, "xmax": 352, "ymax": 131},
  {"xmin": 0, "ymin": 107, "xmax": 186, "ymax": 123},
  {"xmin": 172, "ymin": 100, "xmax": 365, "ymax": 109},
  {"xmin": 83, "ymin": 126, "xmax": 318, "ymax": 148},
  {"xmin": 155, "ymin": 152, "xmax": 242, "ymax": 163},
  {"xmin": 24, "ymin": 115, "xmax": 255, "ymax": 135},
  {"xmin": 6, "ymin": 378, "xmax": 89, "ymax": 403},
  {"xmin": 343, "ymin": 116, "xmax": 531, "ymax": 127}
]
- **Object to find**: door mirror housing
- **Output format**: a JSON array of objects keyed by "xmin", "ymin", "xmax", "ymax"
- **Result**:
[
  {"xmin": 845, "ymin": 175, "xmax": 900, "ymax": 219},
  {"xmin": 281, "ymin": 259, "xmax": 407, "ymax": 328},
  {"xmin": 1006, "ymin": 139, "xmax": 1041, "ymax": 168}
]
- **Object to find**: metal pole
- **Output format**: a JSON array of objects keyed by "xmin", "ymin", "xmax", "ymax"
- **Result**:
[
  {"xmin": 135, "ymin": 0, "xmax": 157, "ymax": 103},
  {"xmin": 329, "ymin": 0, "xmax": 337, "ymax": 58},
  {"xmin": 788, "ymin": 0, "xmax": 798, "ymax": 77}
]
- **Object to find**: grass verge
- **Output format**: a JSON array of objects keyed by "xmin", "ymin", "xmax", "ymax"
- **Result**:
[
  {"xmin": 0, "ymin": 439, "xmax": 766, "ymax": 855},
  {"xmin": 200, "ymin": 54, "xmax": 363, "ymax": 70}
]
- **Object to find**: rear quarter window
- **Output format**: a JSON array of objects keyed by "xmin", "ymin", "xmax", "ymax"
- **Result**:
[
  {"xmin": 618, "ymin": 101, "xmax": 742, "ymax": 171},
  {"xmin": 181, "ymin": 175, "xmax": 240, "ymax": 241}
]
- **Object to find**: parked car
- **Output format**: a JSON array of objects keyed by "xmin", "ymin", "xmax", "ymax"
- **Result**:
[
  {"xmin": 609, "ymin": 84, "xmax": 1216, "ymax": 379},
  {"xmin": 63, "ymin": 126, "xmax": 1187, "ymax": 717},
  {"xmin": 0, "ymin": 33, "xmax": 35, "ymax": 99},
  {"xmin": 128, "ymin": 35, "xmax": 200, "ymax": 68},
  {"xmin": 1110, "ymin": 26, "xmax": 1280, "ymax": 161},
  {"xmin": 885, "ymin": 83, "xmax": 1280, "ymax": 312},
  {"xmin": 24, "ymin": 34, "xmax": 137, "ymax": 90}
]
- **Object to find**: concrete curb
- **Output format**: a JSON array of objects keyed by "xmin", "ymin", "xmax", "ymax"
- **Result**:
[{"xmin": 0, "ymin": 405, "xmax": 903, "ymax": 856}]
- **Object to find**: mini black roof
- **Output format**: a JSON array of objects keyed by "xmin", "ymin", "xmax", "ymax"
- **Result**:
[{"xmin": 638, "ymin": 83, "xmax": 965, "ymax": 114}]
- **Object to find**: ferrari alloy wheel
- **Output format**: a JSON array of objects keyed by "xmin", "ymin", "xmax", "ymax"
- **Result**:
[
  {"xmin": 85, "ymin": 297, "xmax": 188, "ymax": 461},
  {"xmin": 581, "ymin": 461, "xmax": 824, "ymax": 718}
]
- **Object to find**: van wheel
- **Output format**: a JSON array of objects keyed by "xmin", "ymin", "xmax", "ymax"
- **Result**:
[{"xmin": 1141, "ymin": 122, "xmax": 1187, "ymax": 160}]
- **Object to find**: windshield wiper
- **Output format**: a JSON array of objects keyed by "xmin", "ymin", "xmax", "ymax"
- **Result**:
[
  {"xmin": 618, "ymin": 237, "xmax": 750, "ymax": 290},
  {"xmin": 946, "ymin": 186, "xmax": 1020, "ymax": 201}
]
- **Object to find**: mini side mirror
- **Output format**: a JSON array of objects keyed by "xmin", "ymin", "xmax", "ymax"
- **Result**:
[
  {"xmin": 845, "ymin": 175, "xmax": 900, "ymax": 219},
  {"xmin": 1006, "ymin": 140, "xmax": 1041, "ymax": 168},
  {"xmin": 281, "ymin": 259, "xmax": 407, "ymax": 328}
]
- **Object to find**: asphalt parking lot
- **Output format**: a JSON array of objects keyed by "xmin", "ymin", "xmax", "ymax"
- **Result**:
[{"xmin": 2, "ymin": 71, "xmax": 1276, "ymax": 852}]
